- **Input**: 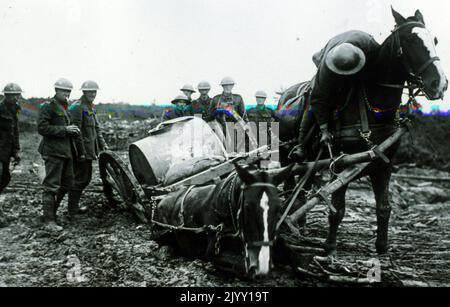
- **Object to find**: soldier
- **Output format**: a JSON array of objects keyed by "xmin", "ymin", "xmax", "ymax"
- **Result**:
[
  {"xmin": 180, "ymin": 84, "xmax": 196, "ymax": 102},
  {"xmin": 38, "ymin": 78, "xmax": 80, "ymax": 231},
  {"xmin": 209, "ymin": 77, "xmax": 246, "ymax": 123},
  {"xmin": 191, "ymin": 81, "xmax": 212, "ymax": 121},
  {"xmin": 163, "ymin": 95, "xmax": 191, "ymax": 121},
  {"xmin": 290, "ymin": 32, "xmax": 380, "ymax": 161},
  {"xmin": 209, "ymin": 77, "xmax": 250, "ymax": 153},
  {"xmin": 247, "ymin": 90, "xmax": 278, "ymax": 147},
  {"xmin": 68, "ymin": 80, "xmax": 108, "ymax": 217},
  {"xmin": 0, "ymin": 83, "xmax": 22, "ymax": 196}
]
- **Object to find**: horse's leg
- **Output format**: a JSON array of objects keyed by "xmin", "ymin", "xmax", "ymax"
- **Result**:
[
  {"xmin": 325, "ymin": 184, "xmax": 348, "ymax": 254},
  {"xmin": 369, "ymin": 165, "xmax": 393, "ymax": 255}
]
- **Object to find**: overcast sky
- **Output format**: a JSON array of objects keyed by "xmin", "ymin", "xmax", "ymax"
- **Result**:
[{"xmin": 0, "ymin": 0, "xmax": 449, "ymax": 110}]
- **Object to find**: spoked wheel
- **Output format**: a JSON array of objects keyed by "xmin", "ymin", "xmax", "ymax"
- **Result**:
[{"xmin": 99, "ymin": 151, "xmax": 150, "ymax": 223}]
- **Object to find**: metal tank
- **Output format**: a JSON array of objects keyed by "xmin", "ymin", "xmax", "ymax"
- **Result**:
[{"xmin": 129, "ymin": 117, "xmax": 228, "ymax": 186}]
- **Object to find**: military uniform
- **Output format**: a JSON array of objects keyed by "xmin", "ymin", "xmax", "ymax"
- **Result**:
[
  {"xmin": 162, "ymin": 106, "xmax": 192, "ymax": 121},
  {"xmin": 209, "ymin": 93, "xmax": 246, "ymax": 122},
  {"xmin": 310, "ymin": 30, "xmax": 380, "ymax": 126},
  {"xmin": 191, "ymin": 96, "xmax": 212, "ymax": 121},
  {"xmin": 38, "ymin": 98, "xmax": 78, "ymax": 222},
  {"xmin": 290, "ymin": 31, "xmax": 380, "ymax": 161},
  {"xmin": 247, "ymin": 105, "xmax": 277, "ymax": 123},
  {"xmin": 68, "ymin": 97, "xmax": 107, "ymax": 206},
  {"xmin": 0, "ymin": 98, "xmax": 20, "ymax": 194},
  {"xmin": 209, "ymin": 93, "xmax": 248, "ymax": 153},
  {"xmin": 247, "ymin": 105, "xmax": 278, "ymax": 146}
]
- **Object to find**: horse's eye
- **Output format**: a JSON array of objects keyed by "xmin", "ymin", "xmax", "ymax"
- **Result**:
[{"xmin": 434, "ymin": 37, "xmax": 439, "ymax": 46}]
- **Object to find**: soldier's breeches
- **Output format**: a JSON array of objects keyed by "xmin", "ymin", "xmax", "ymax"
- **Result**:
[
  {"xmin": 42, "ymin": 156, "xmax": 74, "ymax": 194},
  {"xmin": 299, "ymin": 107, "xmax": 315, "ymax": 141},
  {"xmin": 0, "ymin": 162, "xmax": 11, "ymax": 194},
  {"xmin": 72, "ymin": 160, "xmax": 93, "ymax": 192}
]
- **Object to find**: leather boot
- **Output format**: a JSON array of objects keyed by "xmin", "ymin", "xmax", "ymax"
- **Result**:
[
  {"xmin": 67, "ymin": 190, "xmax": 86, "ymax": 218},
  {"xmin": 53, "ymin": 190, "xmax": 66, "ymax": 220},
  {"xmin": 42, "ymin": 192, "xmax": 63, "ymax": 232}
]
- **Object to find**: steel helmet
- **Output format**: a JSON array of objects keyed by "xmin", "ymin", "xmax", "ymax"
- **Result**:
[
  {"xmin": 54, "ymin": 78, "xmax": 74, "ymax": 91},
  {"xmin": 325, "ymin": 43, "xmax": 366, "ymax": 76},
  {"xmin": 2, "ymin": 83, "xmax": 23, "ymax": 94},
  {"xmin": 255, "ymin": 90, "xmax": 268, "ymax": 98},
  {"xmin": 220, "ymin": 77, "xmax": 235, "ymax": 86},
  {"xmin": 171, "ymin": 94, "xmax": 190, "ymax": 105},
  {"xmin": 197, "ymin": 81, "xmax": 211, "ymax": 90},
  {"xmin": 80, "ymin": 80, "xmax": 99, "ymax": 91},
  {"xmin": 180, "ymin": 84, "xmax": 196, "ymax": 93}
]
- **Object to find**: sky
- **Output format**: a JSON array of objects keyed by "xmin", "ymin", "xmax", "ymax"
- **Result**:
[{"xmin": 0, "ymin": 0, "xmax": 449, "ymax": 111}]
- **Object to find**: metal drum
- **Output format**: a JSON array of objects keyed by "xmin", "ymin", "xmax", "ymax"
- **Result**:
[{"xmin": 129, "ymin": 117, "xmax": 228, "ymax": 186}]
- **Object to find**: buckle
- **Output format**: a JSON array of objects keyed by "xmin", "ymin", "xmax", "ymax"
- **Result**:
[{"xmin": 359, "ymin": 130, "xmax": 372, "ymax": 141}]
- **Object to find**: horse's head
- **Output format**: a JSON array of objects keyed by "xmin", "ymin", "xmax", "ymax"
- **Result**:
[
  {"xmin": 233, "ymin": 162, "xmax": 293, "ymax": 277},
  {"xmin": 391, "ymin": 7, "xmax": 447, "ymax": 100}
]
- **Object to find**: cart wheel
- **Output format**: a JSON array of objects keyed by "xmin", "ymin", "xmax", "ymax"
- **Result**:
[{"xmin": 99, "ymin": 151, "xmax": 150, "ymax": 223}]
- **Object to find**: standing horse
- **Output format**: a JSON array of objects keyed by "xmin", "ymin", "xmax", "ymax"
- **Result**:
[
  {"xmin": 152, "ymin": 162, "xmax": 293, "ymax": 277},
  {"xmin": 277, "ymin": 8, "xmax": 447, "ymax": 254}
]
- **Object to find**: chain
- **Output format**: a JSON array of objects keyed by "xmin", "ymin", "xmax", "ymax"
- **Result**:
[{"xmin": 214, "ymin": 224, "xmax": 224, "ymax": 255}]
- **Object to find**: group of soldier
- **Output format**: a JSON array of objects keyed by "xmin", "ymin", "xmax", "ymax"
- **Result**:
[
  {"xmin": 163, "ymin": 77, "xmax": 279, "ymax": 153},
  {"xmin": 164, "ymin": 77, "xmax": 278, "ymax": 127},
  {"xmin": 0, "ymin": 79, "xmax": 107, "ymax": 232}
]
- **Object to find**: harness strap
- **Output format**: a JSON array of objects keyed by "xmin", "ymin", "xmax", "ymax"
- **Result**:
[
  {"xmin": 151, "ymin": 220, "xmax": 208, "ymax": 234},
  {"xmin": 358, "ymin": 88, "xmax": 372, "ymax": 146},
  {"xmin": 229, "ymin": 174, "xmax": 239, "ymax": 234},
  {"xmin": 178, "ymin": 185, "xmax": 196, "ymax": 227},
  {"xmin": 393, "ymin": 21, "xmax": 425, "ymax": 33},
  {"xmin": 376, "ymin": 82, "xmax": 408, "ymax": 89},
  {"xmin": 335, "ymin": 84, "xmax": 357, "ymax": 139},
  {"xmin": 247, "ymin": 241, "xmax": 274, "ymax": 248},
  {"xmin": 417, "ymin": 56, "xmax": 440, "ymax": 75}
]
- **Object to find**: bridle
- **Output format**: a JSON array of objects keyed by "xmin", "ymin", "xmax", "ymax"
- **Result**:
[
  {"xmin": 377, "ymin": 21, "xmax": 440, "ymax": 101},
  {"xmin": 236, "ymin": 182, "xmax": 280, "ymax": 249}
]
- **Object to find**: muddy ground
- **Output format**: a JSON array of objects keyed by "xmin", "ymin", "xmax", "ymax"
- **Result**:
[{"xmin": 0, "ymin": 132, "xmax": 449, "ymax": 287}]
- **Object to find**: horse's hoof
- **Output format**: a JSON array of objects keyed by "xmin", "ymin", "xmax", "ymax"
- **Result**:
[
  {"xmin": 376, "ymin": 243, "xmax": 389, "ymax": 255},
  {"xmin": 323, "ymin": 240, "xmax": 337, "ymax": 255},
  {"xmin": 297, "ymin": 216, "xmax": 307, "ymax": 228}
]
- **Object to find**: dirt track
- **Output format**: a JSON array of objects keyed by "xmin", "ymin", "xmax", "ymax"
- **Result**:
[{"xmin": 0, "ymin": 132, "xmax": 449, "ymax": 287}]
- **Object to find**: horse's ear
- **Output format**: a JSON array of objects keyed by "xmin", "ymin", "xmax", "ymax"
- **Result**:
[
  {"xmin": 415, "ymin": 10, "xmax": 425, "ymax": 24},
  {"xmin": 269, "ymin": 164, "xmax": 294, "ymax": 186},
  {"xmin": 233, "ymin": 162, "xmax": 255, "ymax": 184},
  {"xmin": 391, "ymin": 6, "xmax": 406, "ymax": 26}
]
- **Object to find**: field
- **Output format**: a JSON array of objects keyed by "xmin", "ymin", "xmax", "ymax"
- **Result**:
[{"xmin": 0, "ymin": 130, "xmax": 449, "ymax": 287}]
